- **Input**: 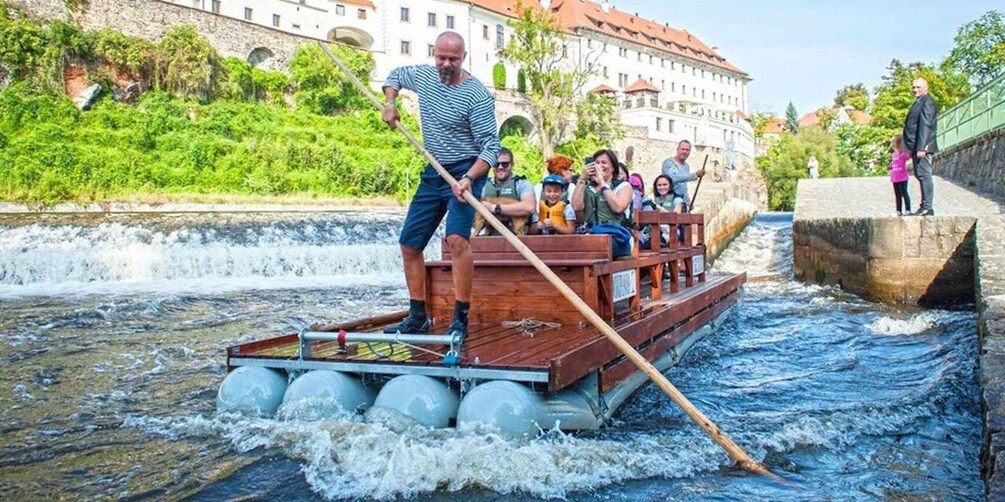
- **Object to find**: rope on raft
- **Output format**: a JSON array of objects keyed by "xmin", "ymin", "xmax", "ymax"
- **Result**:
[{"xmin": 501, "ymin": 317, "xmax": 562, "ymax": 337}]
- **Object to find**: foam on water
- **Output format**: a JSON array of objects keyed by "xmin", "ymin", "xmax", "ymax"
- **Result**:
[
  {"xmin": 866, "ymin": 312, "xmax": 939, "ymax": 336},
  {"xmin": 122, "ymin": 412, "xmax": 727, "ymax": 500}
]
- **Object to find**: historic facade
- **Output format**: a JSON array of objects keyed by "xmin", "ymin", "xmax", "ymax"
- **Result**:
[{"xmin": 165, "ymin": 0, "xmax": 755, "ymax": 159}]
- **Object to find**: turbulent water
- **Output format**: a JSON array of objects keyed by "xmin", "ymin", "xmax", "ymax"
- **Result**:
[{"xmin": 0, "ymin": 212, "xmax": 982, "ymax": 500}]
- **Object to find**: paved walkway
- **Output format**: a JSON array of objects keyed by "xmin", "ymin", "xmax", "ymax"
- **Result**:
[{"xmin": 795, "ymin": 176, "xmax": 1003, "ymax": 220}]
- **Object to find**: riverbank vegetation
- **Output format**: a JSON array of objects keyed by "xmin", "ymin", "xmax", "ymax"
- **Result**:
[
  {"xmin": 755, "ymin": 9, "xmax": 1003, "ymax": 210},
  {"xmin": 0, "ymin": 3, "xmax": 428, "ymax": 204},
  {"xmin": 0, "ymin": 2, "xmax": 617, "ymax": 205}
]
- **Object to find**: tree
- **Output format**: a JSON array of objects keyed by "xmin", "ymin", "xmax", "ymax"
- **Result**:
[
  {"xmin": 289, "ymin": 43, "xmax": 372, "ymax": 115},
  {"xmin": 834, "ymin": 124, "xmax": 891, "ymax": 175},
  {"xmin": 155, "ymin": 25, "xmax": 223, "ymax": 103},
  {"xmin": 516, "ymin": 68, "xmax": 527, "ymax": 93},
  {"xmin": 758, "ymin": 127, "xmax": 856, "ymax": 210},
  {"xmin": 834, "ymin": 83, "xmax": 870, "ymax": 111},
  {"xmin": 500, "ymin": 1, "xmax": 595, "ymax": 158},
  {"xmin": 813, "ymin": 107, "xmax": 837, "ymax": 130},
  {"xmin": 575, "ymin": 91, "xmax": 622, "ymax": 142},
  {"xmin": 492, "ymin": 61, "xmax": 506, "ymax": 90},
  {"xmin": 943, "ymin": 10, "xmax": 1005, "ymax": 87},
  {"xmin": 870, "ymin": 59, "xmax": 970, "ymax": 131},
  {"xmin": 748, "ymin": 111, "xmax": 773, "ymax": 139},
  {"xmin": 784, "ymin": 101, "xmax": 799, "ymax": 133}
]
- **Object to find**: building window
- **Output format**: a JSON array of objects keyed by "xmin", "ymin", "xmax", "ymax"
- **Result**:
[
  {"xmin": 358, "ymin": 9, "xmax": 365, "ymax": 19},
  {"xmin": 587, "ymin": 39, "xmax": 592, "ymax": 48},
  {"xmin": 292, "ymin": 23, "xmax": 301, "ymax": 29},
  {"xmin": 400, "ymin": 40, "xmax": 410, "ymax": 55},
  {"xmin": 712, "ymin": 92, "xmax": 716, "ymax": 101},
  {"xmin": 428, "ymin": 44, "xmax": 435, "ymax": 57},
  {"xmin": 243, "ymin": 7, "xmax": 252, "ymax": 20},
  {"xmin": 702, "ymin": 89, "xmax": 706, "ymax": 99},
  {"xmin": 656, "ymin": 117, "xmax": 662, "ymax": 131},
  {"xmin": 272, "ymin": 14, "xmax": 280, "ymax": 26},
  {"xmin": 671, "ymin": 82, "xmax": 676, "ymax": 92},
  {"xmin": 496, "ymin": 24, "xmax": 504, "ymax": 49},
  {"xmin": 671, "ymin": 61, "xmax": 675, "ymax": 70},
  {"xmin": 702, "ymin": 69, "xmax": 706, "ymax": 78},
  {"xmin": 562, "ymin": 45, "xmax": 567, "ymax": 58},
  {"xmin": 668, "ymin": 120, "xmax": 675, "ymax": 133},
  {"xmin": 618, "ymin": 73, "xmax": 628, "ymax": 88},
  {"xmin": 661, "ymin": 79, "xmax": 665, "ymax": 90},
  {"xmin": 682, "ymin": 85, "xmax": 686, "ymax": 95},
  {"xmin": 693, "ymin": 88, "xmax": 697, "ymax": 97},
  {"xmin": 483, "ymin": 24, "xmax": 489, "ymax": 39},
  {"xmin": 210, "ymin": 0, "xmax": 220, "ymax": 13},
  {"xmin": 603, "ymin": 66, "xmax": 608, "ymax": 78},
  {"xmin": 336, "ymin": 4, "xmax": 344, "ymax": 15},
  {"xmin": 428, "ymin": 12, "xmax": 436, "ymax": 27},
  {"xmin": 660, "ymin": 58, "xmax": 665, "ymax": 68},
  {"xmin": 649, "ymin": 55, "xmax": 653, "ymax": 64},
  {"xmin": 637, "ymin": 52, "xmax": 642, "ymax": 62},
  {"xmin": 400, "ymin": 7, "xmax": 409, "ymax": 22},
  {"xmin": 619, "ymin": 47, "xmax": 627, "ymax": 57},
  {"xmin": 446, "ymin": 15, "xmax": 454, "ymax": 29},
  {"xmin": 692, "ymin": 67, "xmax": 697, "ymax": 76}
]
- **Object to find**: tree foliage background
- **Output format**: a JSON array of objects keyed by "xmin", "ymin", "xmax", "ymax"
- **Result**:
[{"xmin": 758, "ymin": 9, "xmax": 1000, "ymax": 210}]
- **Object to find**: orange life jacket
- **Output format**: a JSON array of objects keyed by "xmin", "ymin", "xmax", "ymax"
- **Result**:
[{"xmin": 538, "ymin": 200, "xmax": 568, "ymax": 231}]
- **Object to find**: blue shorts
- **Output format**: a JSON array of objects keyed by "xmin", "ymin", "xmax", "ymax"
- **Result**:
[{"xmin": 399, "ymin": 158, "xmax": 486, "ymax": 251}]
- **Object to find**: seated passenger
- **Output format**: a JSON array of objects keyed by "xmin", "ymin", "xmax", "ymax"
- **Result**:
[
  {"xmin": 534, "ymin": 155, "xmax": 577, "ymax": 204},
  {"xmin": 532, "ymin": 175, "xmax": 577, "ymax": 235},
  {"xmin": 571, "ymin": 149, "xmax": 634, "ymax": 257},
  {"xmin": 640, "ymin": 174, "xmax": 676, "ymax": 249},
  {"xmin": 472, "ymin": 148, "xmax": 536, "ymax": 236},
  {"xmin": 628, "ymin": 173, "xmax": 645, "ymax": 213}
]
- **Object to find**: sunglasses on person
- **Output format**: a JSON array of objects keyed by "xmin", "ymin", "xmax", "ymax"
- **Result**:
[{"xmin": 497, "ymin": 161, "xmax": 512, "ymax": 167}]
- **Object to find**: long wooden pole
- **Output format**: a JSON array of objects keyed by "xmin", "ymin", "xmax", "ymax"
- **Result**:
[
  {"xmin": 318, "ymin": 42, "xmax": 778, "ymax": 479},
  {"xmin": 688, "ymin": 155, "xmax": 708, "ymax": 210}
]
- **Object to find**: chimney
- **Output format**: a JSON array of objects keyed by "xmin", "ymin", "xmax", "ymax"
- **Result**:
[{"xmin": 601, "ymin": 1, "xmax": 610, "ymax": 14}]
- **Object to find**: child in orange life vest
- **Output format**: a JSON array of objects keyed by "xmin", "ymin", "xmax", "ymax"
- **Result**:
[{"xmin": 532, "ymin": 175, "xmax": 577, "ymax": 235}]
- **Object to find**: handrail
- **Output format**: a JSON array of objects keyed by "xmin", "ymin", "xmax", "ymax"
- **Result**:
[{"xmin": 937, "ymin": 72, "xmax": 1005, "ymax": 151}]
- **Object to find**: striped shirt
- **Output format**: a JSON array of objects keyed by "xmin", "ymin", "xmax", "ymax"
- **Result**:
[{"xmin": 384, "ymin": 65, "xmax": 500, "ymax": 168}]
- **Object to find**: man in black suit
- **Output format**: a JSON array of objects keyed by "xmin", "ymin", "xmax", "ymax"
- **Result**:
[{"xmin": 902, "ymin": 77, "xmax": 938, "ymax": 216}]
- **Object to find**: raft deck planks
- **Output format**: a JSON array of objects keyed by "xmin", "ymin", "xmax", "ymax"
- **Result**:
[{"xmin": 227, "ymin": 272, "xmax": 744, "ymax": 392}]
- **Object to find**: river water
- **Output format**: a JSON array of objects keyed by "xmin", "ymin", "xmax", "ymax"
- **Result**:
[{"xmin": 0, "ymin": 212, "xmax": 982, "ymax": 500}]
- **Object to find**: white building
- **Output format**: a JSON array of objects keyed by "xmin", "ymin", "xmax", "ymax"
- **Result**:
[{"xmin": 168, "ymin": 0, "xmax": 754, "ymax": 158}]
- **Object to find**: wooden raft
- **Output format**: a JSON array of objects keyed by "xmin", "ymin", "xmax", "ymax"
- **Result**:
[{"xmin": 227, "ymin": 212, "xmax": 744, "ymax": 393}]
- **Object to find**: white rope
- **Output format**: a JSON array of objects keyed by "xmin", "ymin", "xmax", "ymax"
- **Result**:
[{"xmin": 501, "ymin": 317, "xmax": 562, "ymax": 338}]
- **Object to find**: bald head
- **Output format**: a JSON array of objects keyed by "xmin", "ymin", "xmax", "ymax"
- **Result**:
[
  {"xmin": 434, "ymin": 31, "xmax": 466, "ymax": 85},
  {"xmin": 912, "ymin": 78, "xmax": 929, "ymax": 98},
  {"xmin": 435, "ymin": 31, "xmax": 466, "ymax": 52}
]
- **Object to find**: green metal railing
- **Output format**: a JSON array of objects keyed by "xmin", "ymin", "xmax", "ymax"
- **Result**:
[{"xmin": 937, "ymin": 72, "xmax": 1005, "ymax": 151}]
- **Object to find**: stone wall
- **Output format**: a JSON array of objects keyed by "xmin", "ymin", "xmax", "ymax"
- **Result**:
[
  {"xmin": 9, "ymin": 0, "xmax": 320, "ymax": 68},
  {"xmin": 691, "ymin": 182, "xmax": 759, "ymax": 264},
  {"xmin": 793, "ymin": 215, "xmax": 976, "ymax": 306},
  {"xmin": 976, "ymin": 216, "xmax": 1005, "ymax": 499},
  {"xmin": 937, "ymin": 127, "xmax": 1005, "ymax": 203}
]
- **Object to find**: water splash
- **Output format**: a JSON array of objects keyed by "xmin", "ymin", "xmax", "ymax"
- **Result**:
[{"xmin": 866, "ymin": 312, "xmax": 939, "ymax": 336}]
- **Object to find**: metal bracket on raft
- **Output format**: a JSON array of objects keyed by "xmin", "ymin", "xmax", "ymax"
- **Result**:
[{"xmin": 297, "ymin": 329, "xmax": 465, "ymax": 366}]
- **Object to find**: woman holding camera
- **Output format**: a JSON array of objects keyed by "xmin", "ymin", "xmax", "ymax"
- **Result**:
[{"xmin": 571, "ymin": 149, "xmax": 634, "ymax": 257}]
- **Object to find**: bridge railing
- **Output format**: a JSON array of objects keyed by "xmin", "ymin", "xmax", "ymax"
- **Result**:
[{"xmin": 937, "ymin": 72, "xmax": 1005, "ymax": 151}]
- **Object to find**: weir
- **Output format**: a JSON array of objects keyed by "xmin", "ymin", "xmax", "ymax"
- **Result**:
[{"xmin": 792, "ymin": 130, "xmax": 1005, "ymax": 497}]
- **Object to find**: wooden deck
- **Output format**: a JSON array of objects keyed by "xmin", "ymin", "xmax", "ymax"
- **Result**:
[{"xmin": 227, "ymin": 213, "xmax": 745, "ymax": 393}]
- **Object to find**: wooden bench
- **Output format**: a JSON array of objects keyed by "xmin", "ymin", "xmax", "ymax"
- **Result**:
[
  {"xmin": 427, "ymin": 235, "xmax": 613, "ymax": 324},
  {"xmin": 425, "ymin": 214, "xmax": 707, "ymax": 326}
]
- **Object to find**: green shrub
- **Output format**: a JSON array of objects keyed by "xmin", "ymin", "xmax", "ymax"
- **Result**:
[{"xmin": 492, "ymin": 61, "xmax": 506, "ymax": 90}]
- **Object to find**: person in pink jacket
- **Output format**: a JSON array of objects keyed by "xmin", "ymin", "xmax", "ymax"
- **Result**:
[{"xmin": 889, "ymin": 135, "xmax": 913, "ymax": 216}]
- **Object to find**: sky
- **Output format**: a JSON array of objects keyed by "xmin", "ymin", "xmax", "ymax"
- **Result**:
[{"xmin": 613, "ymin": 0, "xmax": 1000, "ymax": 117}]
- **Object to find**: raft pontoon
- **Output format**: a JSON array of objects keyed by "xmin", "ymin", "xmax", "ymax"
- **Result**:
[{"xmin": 218, "ymin": 212, "xmax": 745, "ymax": 434}]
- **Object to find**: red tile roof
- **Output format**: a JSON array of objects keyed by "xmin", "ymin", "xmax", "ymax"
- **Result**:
[
  {"xmin": 590, "ymin": 84, "xmax": 618, "ymax": 93},
  {"xmin": 549, "ymin": 0, "xmax": 747, "ymax": 76},
  {"xmin": 335, "ymin": 0, "xmax": 375, "ymax": 9},
  {"xmin": 798, "ymin": 111, "xmax": 820, "ymax": 126},
  {"xmin": 847, "ymin": 109, "xmax": 872, "ymax": 125},
  {"xmin": 761, "ymin": 118, "xmax": 786, "ymax": 135},
  {"xmin": 624, "ymin": 78, "xmax": 659, "ymax": 93}
]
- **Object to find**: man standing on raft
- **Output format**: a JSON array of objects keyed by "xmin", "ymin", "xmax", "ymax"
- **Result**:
[{"xmin": 380, "ymin": 31, "xmax": 501, "ymax": 343}]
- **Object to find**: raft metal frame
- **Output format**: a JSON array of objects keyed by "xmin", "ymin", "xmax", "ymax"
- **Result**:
[{"xmin": 228, "ymin": 356, "xmax": 550, "ymax": 383}]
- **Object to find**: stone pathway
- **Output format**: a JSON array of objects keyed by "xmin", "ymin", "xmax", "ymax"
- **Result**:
[{"xmin": 794, "ymin": 176, "xmax": 1003, "ymax": 220}]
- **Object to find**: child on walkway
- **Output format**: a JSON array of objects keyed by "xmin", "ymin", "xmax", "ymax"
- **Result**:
[{"xmin": 889, "ymin": 135, "xmax": 912, "ymax": 216}]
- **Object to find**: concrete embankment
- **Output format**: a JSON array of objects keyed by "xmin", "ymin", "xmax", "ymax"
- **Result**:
[
  {"xmin": 691, "ymin": 181, "xmax": 760, "ymax": 265},
  {"xmin": 977, "ymin": 216, "xmax": 1005, "ymax": 499},
  {"xmin": 793, "ymin": 176, "xmax": 1001, "ymax": 306}
]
